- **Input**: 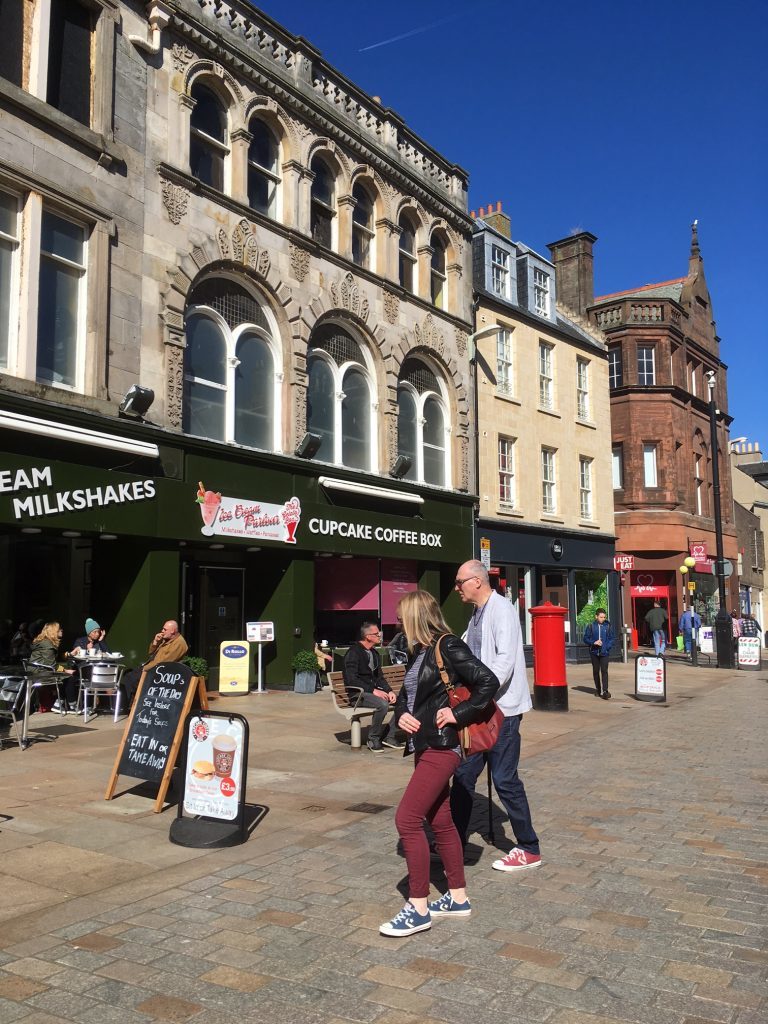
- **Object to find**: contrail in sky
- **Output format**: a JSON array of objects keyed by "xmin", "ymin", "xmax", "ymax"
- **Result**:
[{"xmin": 358, "ymin": 14, "xmax": 462, "ymax": 52}]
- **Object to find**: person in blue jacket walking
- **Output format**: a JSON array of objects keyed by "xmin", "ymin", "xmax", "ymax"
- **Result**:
[
  {"xmin": 678, "ymin": 607, "xmax": 701, "ymax": 655},
  {"xmin": 583, "ymin": 608, "xmax": 615, "ymax": 700}
]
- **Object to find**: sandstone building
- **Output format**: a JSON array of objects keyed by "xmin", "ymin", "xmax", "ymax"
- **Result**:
[{"xmin": 0, "ymin": 0, "xmax": 474, "ymax": 681}]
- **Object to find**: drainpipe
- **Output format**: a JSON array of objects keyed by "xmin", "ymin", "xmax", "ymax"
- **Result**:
[{"xmin": 128, "ymin": 2, "xmax": 171, "ymax": 55}]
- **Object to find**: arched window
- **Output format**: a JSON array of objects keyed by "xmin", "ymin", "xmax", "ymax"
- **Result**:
[
  {"xmin": 306, "ymin": 324, "xmax": 376, "ymax": 471},
  {"xmin": 310, "ymin": 156, "xmax": 335, "ymax": 249},
  {"xmin": 430, "ymin": 234, "xmax": 446, "ymax": 309},
  {"xmin": 352, "ymin": 183, "xmax": 374, "ymax": 270},
  {"xmin": 183, "ymin": 279, "xmax": 280, "ymax": 451},
  {"xmin": 189, "ymin": 83, "xmax": 228, "ymax": 191},
  {"xmin": 397, "ymin": 357, "xmax": 450, "ymax": 486},
  {"xmin": 247, "ymin": 118, "xmax": 280, "ymax": 218},
  {"xmin": 398, "ymin": 212, "xmax": 417, "ymax": 293}
]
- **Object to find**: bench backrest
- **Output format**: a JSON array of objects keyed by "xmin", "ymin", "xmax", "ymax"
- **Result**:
[
  {"xmin": 381, "ymin": 664, "xmax": 405, "ymax": 694},
  {"xmin": 328, "ymin": 671, "xmax": 353, "ymax": 708}
]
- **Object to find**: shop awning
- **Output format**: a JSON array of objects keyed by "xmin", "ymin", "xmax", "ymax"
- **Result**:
[
  {"xmin": 318, "ymin": 476, "xmax": 424, "ymax": 506},
  {"xmin": 0, "ymin": 410, "xmax": 159, "ymax": 459}
]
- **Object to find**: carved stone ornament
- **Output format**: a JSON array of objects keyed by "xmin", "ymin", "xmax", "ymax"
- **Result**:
[
  {"xmin": 171, "ymin": 42, "xmax": 195, "ymax": 72},
  {"xmin": 413, "ymin": 313, "xmax": 445, "ymax": 356},
  {"xmin": 217, "ymin": 228, "xmax": 230, "ymax": 260},
  {"xmin": 160, "ymin": 175, "xmax": 189, "ymax": 225},
  {"xmin": 383, "ymin": 289, "xmax": 399, "ymax": 325},
  {"xmin": 166, "ymin": 343, "xmax": 185, "ymax": 430},
  {"xmin": 459, "ymin": 434, "xmax": 470, "ymax": 492},
  {"xmin": 294, "ymin": 384, "xmax": 307, "ymax": 440},
  {"xmin": 330, "ymin": 271, "xmax": 369, "ymax": 322},
  {"xmin": 455, "ymin": 327, "xmax": 468, "ymax": 357},
  {"xmin": 290, "ymin": 242, "xmax": 310, "ymax": 282}
]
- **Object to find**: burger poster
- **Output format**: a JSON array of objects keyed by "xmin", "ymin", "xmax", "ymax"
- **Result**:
[
  {"xmin": 183, "ymin": 715, "xmax": 245, "ymax": 821},
  {"xmin": 195, "ymin": 481, "xmax": 301, "ymax": 544}
]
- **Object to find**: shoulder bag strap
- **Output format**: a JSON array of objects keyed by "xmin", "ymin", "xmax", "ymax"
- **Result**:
[{"xmin": 434, "ymin": 633, "xmax": 454, "ymax": 693}]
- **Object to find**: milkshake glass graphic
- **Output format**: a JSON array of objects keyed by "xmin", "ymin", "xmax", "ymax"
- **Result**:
[
  {"xmin": 196, "ymin": 481, "xmax": 222, "ymax": 536},
  {"xmin": 281, "ymin": 496, "xmax": 301, "ymax": 544}
]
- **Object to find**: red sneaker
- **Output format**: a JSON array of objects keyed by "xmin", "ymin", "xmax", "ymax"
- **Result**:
[{"xmin": 492, "ymin": 848, "xmax": 542, "ymax": 872}]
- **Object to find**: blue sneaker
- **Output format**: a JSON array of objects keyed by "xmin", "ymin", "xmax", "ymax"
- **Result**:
[
  {"xmin": 427, "ymin": 892, "xmax": 472, "ymax": 918},
  {"xmin": 379, "ymin": 903, "xmax": 432, "ymax": 937}
]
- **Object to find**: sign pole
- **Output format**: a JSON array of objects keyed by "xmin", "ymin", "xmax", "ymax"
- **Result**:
[{"xmin": 257, "ymin": 642, "xmax": 264, "ymax": 694}]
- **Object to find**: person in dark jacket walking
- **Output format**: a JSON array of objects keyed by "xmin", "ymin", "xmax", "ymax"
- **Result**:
[
  {"xmin": 379, "ymin": 590, "xmax": 498, "ymax": 938},
  {"xmin": 583, "ymin": 609, "xmax": 614, "ymax": 699},
  {"xmin": 343, "ymin": 622, "xmax": 398, "ymax": 751},
  {"xmin": 645, "ymin": 600, "xmax": 668, "ymax": 655}
]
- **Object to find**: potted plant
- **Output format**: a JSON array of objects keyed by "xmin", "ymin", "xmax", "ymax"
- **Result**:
[
  {"xmin": 182, "ymin": 656, "xmax": 209, "ymax": 683},
  {"xmin": 291, "ymin": 650, "xmax": 319, "ymax": 694}
]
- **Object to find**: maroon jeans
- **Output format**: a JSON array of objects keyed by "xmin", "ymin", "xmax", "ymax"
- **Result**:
[{"xmin": 394, "ymin": 747, "xmax": 465, "ymax": 899}]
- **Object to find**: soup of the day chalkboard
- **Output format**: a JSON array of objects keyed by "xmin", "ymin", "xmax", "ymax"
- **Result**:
[{"xmin": 106, "ymin": 661, "xmax": 208, "ymax": 812}]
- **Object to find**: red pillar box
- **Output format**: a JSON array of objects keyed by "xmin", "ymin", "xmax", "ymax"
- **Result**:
[{"xmin": 530, "ymin": 602, "xmax": 568, "ymax": 712}]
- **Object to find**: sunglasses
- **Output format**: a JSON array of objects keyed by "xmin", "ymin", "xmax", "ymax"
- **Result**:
[{"xmin": 454, "ymin": 576, "xmax": 478, "ymax": 588}]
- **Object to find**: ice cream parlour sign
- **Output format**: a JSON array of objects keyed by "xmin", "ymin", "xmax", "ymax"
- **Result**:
[
  {"xmin": 1, "ymin": 464, "xmax": 156, "ymax": 520},
  {"xmin": 195, "ymin": 481, "xmax": 301, "ymax": 544}
]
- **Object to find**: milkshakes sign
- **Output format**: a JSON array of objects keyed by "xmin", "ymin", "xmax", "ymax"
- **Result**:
[
  {"xmin": 195, "ymin": 481, "xmax": 301, "ymax": 543},
  {"xmin": 1, "ymin": 464, "xmax": 156, "ymax": 520}
]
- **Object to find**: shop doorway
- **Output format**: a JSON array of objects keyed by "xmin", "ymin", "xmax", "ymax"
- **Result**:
[
  {"xmin": 196, "ymin": 566, "xmax": 244, "ymax": 687},
  {"xmin": 631, "ymin": 596, "xmax": 673, "ymax": 647}
]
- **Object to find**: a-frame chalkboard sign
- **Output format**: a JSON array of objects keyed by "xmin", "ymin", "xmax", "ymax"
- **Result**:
[{"xmin": 105, "ymin": 662, "xmax": 208, "ymax": 812}]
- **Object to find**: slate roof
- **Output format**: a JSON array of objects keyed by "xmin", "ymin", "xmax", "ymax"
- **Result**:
[
  {"xmin": 594, "ymin": 277, "xmax": 686, "ymax": 304},
  {"xmin": 476, "ymin": 287, "xmax": 606, "ymax": 354}
]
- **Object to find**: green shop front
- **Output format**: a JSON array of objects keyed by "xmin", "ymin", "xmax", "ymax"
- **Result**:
[{"xmin": 0, "ymin": 400, "xmax": 473, "ymax": 686}]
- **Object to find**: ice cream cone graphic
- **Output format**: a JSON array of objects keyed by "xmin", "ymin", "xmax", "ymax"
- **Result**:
[{"xmin": 196, "ymin": 481, "xmax": 222, "ymax": 536}]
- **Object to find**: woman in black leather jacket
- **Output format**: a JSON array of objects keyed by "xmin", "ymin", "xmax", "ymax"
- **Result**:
[{"xmin": 379, "ymin": 590, "xmax": 498, "ymax": 938}]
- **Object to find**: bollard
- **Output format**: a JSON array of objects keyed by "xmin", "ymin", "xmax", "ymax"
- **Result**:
[{"xmin": 530, "ymin": 602, "xmax": 568, "ymax": 711}]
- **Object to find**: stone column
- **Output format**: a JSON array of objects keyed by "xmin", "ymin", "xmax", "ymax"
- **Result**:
[
  {"xmin": 230, "ymin": 128, "xmax": 253, "ymax": 206},
  {"xmin": 176, "ymin": 93, "xmax": 196, "ymax": 175},
  {"xmin": 337, "ymin": 193, "xmax": 356, "ymax": 262},
  {"xmin": 417, "ymin": 244, "xmax": 434, "ymax": 303}
]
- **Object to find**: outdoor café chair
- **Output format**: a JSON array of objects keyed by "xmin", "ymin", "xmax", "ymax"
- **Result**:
[
  {"xmin": 0, "ymin": 675, "xmax": 26, "ymax": 749},
  {"xmin": 21, "ymin": 660, "xmax": 68, "ymax": 716},
  {"xmin": 77, "ymin": 661, "xmax": 125, "ymax": 723}
]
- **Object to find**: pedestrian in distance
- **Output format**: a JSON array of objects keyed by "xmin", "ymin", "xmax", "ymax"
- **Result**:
[
  {"xmin": 583, "ymin": 608, "xmax": 614, "ymax": 699},
  {"xmin": 342, "ymin": 623, "xmax": 401, "ymax": 751},
  {"xmin": 739, "ymin": 612, "xmax": 762, "ymax": 639},
  {"xmin": 645, "ymin": 599, "xmax": 668, "ymax": 656},
  {"xmin": 379, "ymin": 590, "xmax": 498, "ymax": 938},
  {"xmin": 449, "ymin": 560, "xmax": 542, "ymax": 874},
  {"xmin": 678, "ymin": 607, "xmax": 701, "ymax": 656}
]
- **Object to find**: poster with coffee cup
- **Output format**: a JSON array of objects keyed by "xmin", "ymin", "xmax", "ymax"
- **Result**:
[{"xmin": 183, "ymin": 715, "xmax": 244, "ymax": 821}]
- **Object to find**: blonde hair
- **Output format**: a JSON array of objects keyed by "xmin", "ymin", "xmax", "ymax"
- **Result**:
[
  {"xmin": 33, "ymin": 622, "xmax": 62, "ymax": 646},
  {"xmin": 397, "ymin": 590, "xmax": 451, "ymax": 648}
]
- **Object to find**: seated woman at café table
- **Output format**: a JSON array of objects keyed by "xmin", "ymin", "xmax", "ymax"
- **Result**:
[
  {"xmin": 70, "ymin": 618, "xmax": 108, "ymax": 657},
  {"xmin": 29, "ymin": 621, "xmax": 77, "ymax": 713}
]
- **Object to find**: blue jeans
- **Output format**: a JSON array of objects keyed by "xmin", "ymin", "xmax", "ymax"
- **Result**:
[
  {"xmin": 450, "ymin": 714, "xmax": 540, "ymax": 855},
  {"xmin": 652, "ymin": 629, "xmax": 666, "ymax": 655},
  {"xmin": 682, "ymin": 628, "xmax": 692, "ymax": 654}
]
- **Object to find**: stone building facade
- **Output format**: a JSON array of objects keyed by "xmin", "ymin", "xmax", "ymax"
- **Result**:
[
  {"xmin": 586, "ymin": 224, "xmax": 738, "ymax": 643},
  {"xmin": 730, "ymin": 441, "xmax": 767, "ymax": 640},
  {"xmin": 0, "ymin": 0, "xmax": 474, "ymax": 682},
  {"xmin": 471, "ymin": 206, "xmax": 616, "ymax": 657}
]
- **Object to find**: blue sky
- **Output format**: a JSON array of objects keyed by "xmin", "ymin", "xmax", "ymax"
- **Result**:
[{"xmin": 260, "ymin": 0, "xmax": 767, "ymax": 448}]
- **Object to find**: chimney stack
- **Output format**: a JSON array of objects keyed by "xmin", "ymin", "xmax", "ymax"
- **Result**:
[
  {"xmin": 482, "ymin": 200, "xmax": 511, "ymax": 239},
  {"xmin": 547, "ymin": 232, "xmax": 598, "ymax": 317}
]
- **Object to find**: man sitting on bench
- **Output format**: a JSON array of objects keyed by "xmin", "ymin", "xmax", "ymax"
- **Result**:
[{"xmin": 343, "ymin": 623, "xmax": 402, "ymax": 752}]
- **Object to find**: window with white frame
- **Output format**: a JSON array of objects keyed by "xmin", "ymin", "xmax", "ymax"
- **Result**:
[
  {"xmin": 247, "ymin": 118, "xmax": 280, "ymax": 218},
  {"xmin": 430, "ymin": 235, "xmax": 446, "ymax": 309},
  {"xmin": 310, "ymin": 156, "xmax": 335, "ymax": 249},
  {"xmin": 496, "ymin": 328, "xmax": 513, "ymax": 396},
  {"xmin": 608, "ymin": 346, "xmax": 623, "ymax": 388},
  {"xmin": 190, "ymin": 82, "xmax": 228, "ymax": 192},
  {"xmin": 694, "ymin": 453, "xmax": 704, "ymax": 515},
  {"xmin": 307, "ymin": 324, "xmax": 376, "ymax": 471},
  {"xmin": 352, "ymin": 183, "xmax": 375, "ymax": 270},
  {"xmin": 36, "ymin": 209, "xmax": 86, "ymax": 389},
  {"xmin": 538, "ymin": 341, "xmax": 554, "ymax": 409},
  {"xmin": 541, "ymin": 447, "xmax": 557, "ymax": 513},
  {"xmin": 498, "ymin": 436, "xmax": 516, "ymax": 506},
  {"xmin": 533, "ymin": 267, "xmax": 550, "ymax": 316},
  {"xmin": 689, "ymin": 361, "xmax": 698, "ymax": 397},
  {"xmin": 397, "ymin": 358, "xmax": 450, "ymax": 487},
  {"xmin": 643, "ymin": 443, "xmax": 658, "ymax": 487},
  {"xmin": 579, "ymin": 456, "xmax": 593, "ymax": 519},
  {"xmin": 576, "ymin": 357, "xmax": 590, "ymax": 419},
  {"xmin": 612, "ymin": 445, "xmax": 623, "ymax": 489},
  {"xmin": 183, "ymin": 280, "xmax": 280, "ymax": 450},
  {"xmin": 491, "ymin": 245, "xmax": 509, "ymax": 298},
  {"xmin": 398, "ymin": 212, "xmax": 417, "ymax": 293},
  {"xmin": 637, "ymin": 344, "xmax": 655, "ymax": 385},
  {"xmin": 0, "ymin": 189, "xmax": 20, "ymax": 370}
]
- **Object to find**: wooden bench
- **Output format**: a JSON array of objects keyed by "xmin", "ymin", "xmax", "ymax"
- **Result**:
[{"xmin": 328, "ymin": 665, "xmax": 406, "ymax": 749}]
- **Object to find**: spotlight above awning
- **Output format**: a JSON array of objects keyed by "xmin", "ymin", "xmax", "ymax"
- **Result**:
[
  {"xmin": 0, "ymin": 410, "xmax": 160, "ymax": 458},
  {"xmin": 318, "ymin": 476, "xmax": 424, "ymax": 506}
]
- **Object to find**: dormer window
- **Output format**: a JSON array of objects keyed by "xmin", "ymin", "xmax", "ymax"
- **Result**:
[
  {"xmin": 533, "ymin": 268, "xmax": 550, "ymax": 317},
  {"xmin": 491, "ymin": 245, "xmax": 510, "ymax": 298}
]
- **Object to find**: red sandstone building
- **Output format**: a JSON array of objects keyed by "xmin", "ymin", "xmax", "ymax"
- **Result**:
[{"xmin": 550, "ymin": 225, "xmax": 738, "ymax": 644}]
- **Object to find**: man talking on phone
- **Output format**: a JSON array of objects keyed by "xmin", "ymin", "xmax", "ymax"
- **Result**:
[{"xmin": 124, "ymin": 620, "xmax": 188, "ymax": 705}]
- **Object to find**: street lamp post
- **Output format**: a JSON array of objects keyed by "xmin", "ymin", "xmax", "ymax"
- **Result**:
[
  {"xmin": 705, "ymin": 371, "xmax": 735, "ymax": 668},
  {"xmin": 679, "ymin": 556, "xmax": 698, "ymax": 665}
]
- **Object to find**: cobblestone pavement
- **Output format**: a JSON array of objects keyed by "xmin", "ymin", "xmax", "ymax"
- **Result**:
[{"xmin": 0, "ymin": 663, "xmax": 766, "ymax": 1024}]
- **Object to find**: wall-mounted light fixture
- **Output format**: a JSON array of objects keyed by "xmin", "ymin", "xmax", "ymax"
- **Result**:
[
  {"xmin": 390, "ymin": 454, "xmax": 412, "ymax": 479},
  {"xmin": 295, "ymin": 432, "xmax": 322, "ymax": 459},
  {"xmin": 119, "ymin": 385, "xmax": 155, "ymax": 420}
]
